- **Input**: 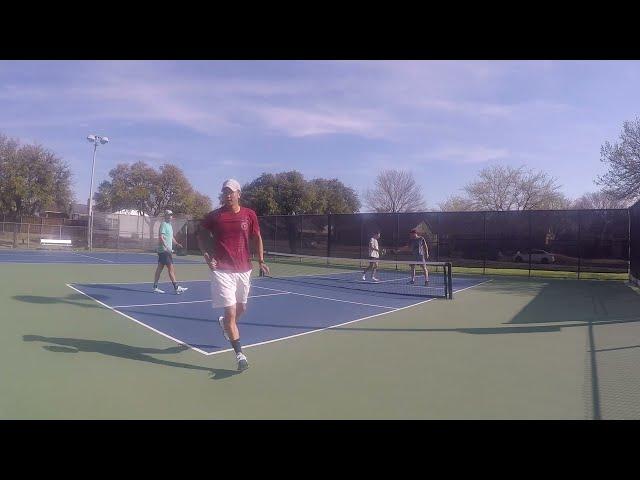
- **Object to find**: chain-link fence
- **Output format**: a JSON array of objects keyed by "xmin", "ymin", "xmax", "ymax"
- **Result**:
[
  {"xmin": 11, "ymin": 209, "xmax": 626, "ymax": 275},
  {"xmin": 0, "ymin": 212, "xmax": 191, "ymax": 252},
  {"xmin": 258, "ymin": 210, "xmax": 630, "ymax": 277}
]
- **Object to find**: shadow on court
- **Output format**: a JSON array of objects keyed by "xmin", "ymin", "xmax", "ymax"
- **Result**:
[
  {"xmin": 120, "ymin": 304, "xmax": 640, "ymax": 336},
  {"xmin": 13, "ymin": 294, "xmax": 108, "ymax": 308},
  {"xmin": 22, "ymin": 335, "xmax": 240, "ymax": 380}
]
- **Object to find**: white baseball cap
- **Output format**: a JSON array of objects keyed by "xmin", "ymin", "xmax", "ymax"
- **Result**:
[
  {"xmin": 222, "ymin": 179, "xmax": 241, "ymax": 192},
  {"xmin": 164, "ymin": 209, "xmax": 173, "ymax": 216}
]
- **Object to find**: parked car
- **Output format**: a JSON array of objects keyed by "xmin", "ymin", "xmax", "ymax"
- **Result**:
[{"xmin": 513, "ymin": 249, "xmax": 555, "ymax": 264}]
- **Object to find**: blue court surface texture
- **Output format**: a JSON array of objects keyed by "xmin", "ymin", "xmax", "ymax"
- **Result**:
[{"xmin": 69, "ymin": 273, "xmax": 488, "ymax": 355}]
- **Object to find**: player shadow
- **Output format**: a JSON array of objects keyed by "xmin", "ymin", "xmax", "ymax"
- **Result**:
[
  {"xmin": 22, "ymin": 335, "xmax": 240, "ymax": 380},
  {"xmin": 13, "ymin": 294, "xmax": 108, "ymax": 308}
]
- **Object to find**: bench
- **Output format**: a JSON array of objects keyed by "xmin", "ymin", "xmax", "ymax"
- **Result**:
[{"xmin": 40, "ymin": 239, "xmax": 72, "ymax": 249}]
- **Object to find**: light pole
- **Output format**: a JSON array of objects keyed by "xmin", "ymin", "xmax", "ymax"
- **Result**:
[{"xmin": 86, "ymin": 134, "xmax": 109, "ymax": 251}]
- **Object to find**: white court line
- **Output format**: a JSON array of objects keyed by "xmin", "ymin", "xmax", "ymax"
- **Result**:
[
  {"xmin": 115, "ymin": 299, "xmax": 214, "ymax": 308},
  {"xmin": 66, "ymin": 283, "xmax": 210, "ymax": 356},
  {"xmin": 68, "ymin": 277, "xmax": 492, "ymax": 357},
  {"xmin": 72, "ymin": 279, "xmax": 212, "ymax": 285},
  {"xmin": 113, "ymin": 292, "xmax": 289, "ymax": 309},
  {"xmin": 202, "ymin": 279, "xmax": 493, "ymax": 355},
  {"xmin": 0, "ymin": 260, "xmax": 201, "ymax": 265},
  {"xmin": 251, "ymin": 284, "xmax": 398, "ymax": 310},
  {"xmin": 70, "ymin": 252, "xmax": 115, "ymax": 263},
  {"xmin": 0, "ymin": 251, "xmax": 114, "ymax": 263}
]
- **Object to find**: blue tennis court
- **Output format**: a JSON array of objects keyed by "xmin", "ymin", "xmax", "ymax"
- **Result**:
[
  {"xmin": 0, "ymin": 249, "xmax": 201, "ymax": 264},
  {"xmin": 69, "ymin": 273, "xmax": 488, "ymax": 355}
]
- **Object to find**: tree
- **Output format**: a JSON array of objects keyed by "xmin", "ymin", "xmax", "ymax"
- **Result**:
[
  {"xmin": 597, "ymin": 117, "xmax": 640, "ymax": 202},
  {"xmin": 307, "ymin": 178, "xmax": 360, "ymax": 214},
  {"xmin": 571, "ymin": 190, "xmax": 629, "ymax": 209},
  {"xmin": 185, "ymin": 191, "xmax": 213, "ymax": 219},
  {"xmin": 0, "ymin": 135, "xmax": 73, "ymax": 246},
  {"xmin": 0, "ymin": 141, "xmax": 73, "ymax": 218},
  {"xmin": 364, "ymin": 169, "xmax": 426, "ymax": 213},
  {"xmin": 94, "ymin": 161, "xmax": 210, "ymax": 217},
  {"xmin": 94, "ymin": 162, "xmax": 156, "ymax": 215},
  {"xmin": 440, "ymin": 165, "xmax": 567, "ymax": 211},
  {"xmin": 239, "ymin": 173, "xmax": 282, "ymax": 215},
  {"xmin": 439, "ymin": 195, "xmax": 476, "ymax": 212},
  {"xmin": 241, "ymin": 171, "xmax": 360, "ymax": 216},
  {"xmin": 0, "ymin": 134, "xmax": 20, "ymax": 216}
]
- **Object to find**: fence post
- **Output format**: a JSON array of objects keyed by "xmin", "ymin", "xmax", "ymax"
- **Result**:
[
  {"xmin": 436, "ymin": 211, "xmax": 440, "ymax": 262},
  {"xmin": 483, "ymin": 211, "xmax": 487, "ymax": 276},
  {"xmin": 359, "ymin": 214, "xmax": 364, "ymax": 260},
  {"xmin": 629, "ymin": 207, "xmax": 632, "ymax": 282},
  {"xmin": 395, "ymin": 213, "xmax": 399, "ymax": 262},
  {"xmin": 528, "ymin": 210, "xmax": 532, "ymax": 278},
  {"xmin": 299, "ymin": 215, "xmax": 303, "ymax": 253},
  {"xmin": 59, "ymin": 224, "xmax": 62, "ymax": 240},
  {"xmin": 327, "ymin": 213, "xmax": 332, "ymax": 258},
  {"xmin": 577, "ymin": 210, "xmax": 582, "ymax": 280},
  {"xmin": 274, "ymin": 216, "xmax": 278, "ymax": 253},
  {"xmin": 27, "ymin": 223, "xmax": 30, "ymax": 248}
]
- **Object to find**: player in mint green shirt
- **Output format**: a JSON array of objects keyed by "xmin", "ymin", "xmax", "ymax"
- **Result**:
[{"xmin": 152, "ymin": 210, "xmax": 188, "ymax": 294}]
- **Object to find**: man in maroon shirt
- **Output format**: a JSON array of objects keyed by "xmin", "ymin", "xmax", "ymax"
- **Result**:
[{"xmin": 197, "ymin": 179, "xmax": 269, "ymax": 371}]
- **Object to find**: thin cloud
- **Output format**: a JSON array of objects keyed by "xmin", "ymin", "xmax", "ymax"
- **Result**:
[
  {"xmin": 418, "ymin": 146, "xmax": 510, "ymax": 164},
  {"xmin": 250, "ymin": 105, "xmax": 391, "ymax": 138}
]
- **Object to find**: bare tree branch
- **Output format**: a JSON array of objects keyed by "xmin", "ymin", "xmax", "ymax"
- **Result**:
[
  {"xmin": 571, "ymin": 190, "xmax": 630, "ymax": 209},
  {"xmin": 364, "ymin": 170, "xmax": 426, "ymax": 213},
  {"xmin": 596, "ymin": 117, "xmax": 640, "ymax": 202},
  {"xmin": 440, "ymin": 165, "xmax": 568, "ymax": 211}
]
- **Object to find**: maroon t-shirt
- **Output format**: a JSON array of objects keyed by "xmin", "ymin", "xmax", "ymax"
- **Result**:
[{"xmin": 200, "ymin": 206, "xmax": 260, "ymax": 272}]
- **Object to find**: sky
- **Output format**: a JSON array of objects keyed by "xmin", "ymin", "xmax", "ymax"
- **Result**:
[{"xmin": 0, "ymin": 60, "xmax": 638, "ymax": 211}]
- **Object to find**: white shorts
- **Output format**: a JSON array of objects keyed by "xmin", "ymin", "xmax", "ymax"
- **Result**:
[{"xmin": 210, "ymin": 269, "xmax": 252, "ymax": 308}]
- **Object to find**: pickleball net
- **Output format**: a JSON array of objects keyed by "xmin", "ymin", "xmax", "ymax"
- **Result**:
[{"xmin": 259, "ymin": 251, "xmax": 453, "ymax": 299}]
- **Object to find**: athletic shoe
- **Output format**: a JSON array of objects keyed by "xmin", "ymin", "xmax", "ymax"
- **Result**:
[
  {"xmin": 362, "ymin": 274, "xmax": 366, "ymax": 281},
  {"xmin": 218, "ymin": 315, "xmax": 229, "ymax": 341},
  {"xmin": 236, "ymin": 352, "xmax": 249, "ymax": 372},
  {"xmin": 372, "ymin": 276, "xmax": 379, "ymax": 282},
  {"xmin": 175, "ymin": 286, "xmax": 188, "ymax": 294},
  {"xmin": 409, "ymin": 279, "xmax": 415, "ymax": 285},
  {"xmin": 153, "ymin": 287, "xmax": 165, "ymax": 294},
  {"xmin": 424, "ymin": 280, "xmax": 430, "ymax": 286}
]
